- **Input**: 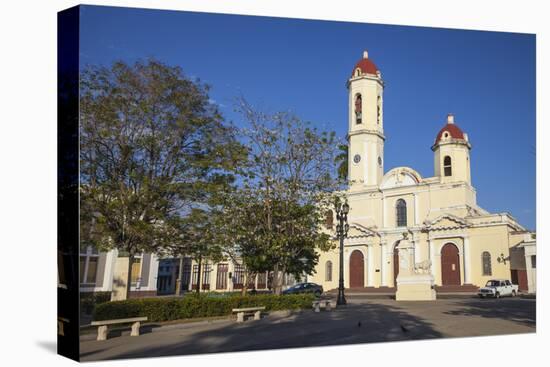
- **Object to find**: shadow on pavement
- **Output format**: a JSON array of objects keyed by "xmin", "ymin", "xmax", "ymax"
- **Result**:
[
  {"xmin": 442, "ymin": 299, "xmax": 536, "ymax": 328},
  {"xmin": 82, "ymin": 301, "xmax": 443, "ymax": 361}
]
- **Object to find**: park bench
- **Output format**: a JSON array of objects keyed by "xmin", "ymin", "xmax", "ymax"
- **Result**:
[
  {"xmin": 90, "ymin": 316, "xmax": 148, "ymax": 341},
  {"xmin": 312, "ymin": 299, "xmax": 333, "ymax": 312},
  {"xmin": 232, "ymin": 306, "xmax": 266, "ymax": 323}
]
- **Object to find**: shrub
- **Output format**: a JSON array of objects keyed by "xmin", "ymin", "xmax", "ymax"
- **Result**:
[
  {"xmin": 94, "ymin": 293, "xmax": 315, "ymax": 322},
  {"xmin": 80, "ymin": 292, "xmax": 112, "ymax": 315}
]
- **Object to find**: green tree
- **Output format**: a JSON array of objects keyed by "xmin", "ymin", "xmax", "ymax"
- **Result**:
[
  {"xmin": 162, "ymin": 208, "xmax": 229, "ymax": 294},
  {"xmin": 79, "ymin": 59, "xmax": 245, "ymax": 299},
  {"xmin": 335, "ymin": 143, "xmax": 349, "ymax": 181},
  {"xmin": 218, "ymin": 98, "xmax": 345, "ymax": 294}
]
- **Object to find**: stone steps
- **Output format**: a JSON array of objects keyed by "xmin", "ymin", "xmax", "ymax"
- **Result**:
[{"xmin": 326, "ymin": 284, "xmax": 480, "ymax": 296}]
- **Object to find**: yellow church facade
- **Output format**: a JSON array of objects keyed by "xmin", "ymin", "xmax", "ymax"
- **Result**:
[{"xmin": 311, "ymin": 51, "xmax": 536, "ymax": 293}]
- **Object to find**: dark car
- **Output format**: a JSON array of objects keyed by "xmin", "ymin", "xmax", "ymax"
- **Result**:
[{"xmin": 282, "ymin": 282, "xmax": 323, "ymax": 297}]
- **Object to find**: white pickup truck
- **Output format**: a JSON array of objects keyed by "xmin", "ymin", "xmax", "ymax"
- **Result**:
[{"xmin": 478, "ymin": 279, "xmax": 519, "ymax": 298}]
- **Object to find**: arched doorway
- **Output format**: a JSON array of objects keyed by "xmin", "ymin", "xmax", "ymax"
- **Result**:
[
  {"xmin": 349, "ymin": 250, "xmax": 365, "ymax": 288},
  {"xmin": 393, "ymin": 244, "xmax": 400, "ymax": 287},
  {"xmin": 441, "ymin": 243, "xmax": 461, "ymax": 285}
]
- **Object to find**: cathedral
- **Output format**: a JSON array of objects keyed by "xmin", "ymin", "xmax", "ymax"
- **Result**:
[{"xmin": 311, "ymin": 51, "xmax": 536, "ymax": 293}]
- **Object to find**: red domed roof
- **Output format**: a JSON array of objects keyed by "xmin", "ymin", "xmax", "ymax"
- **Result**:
[
  {"xmin": 435, "ymin": 123, "xmax": 465, "ymax": 142},
  {"xmin": 352, "ymin": 57, "xmax": 379, "ymax": 76},
  {"xmin": 434, "ymin": 115, "xmax": 469, "ymax": 146},
  {"xmin": 351, "ymin": 51, "xmax": 379, "ymax": 77}
]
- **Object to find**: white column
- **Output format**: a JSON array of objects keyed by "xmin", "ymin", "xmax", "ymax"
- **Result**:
[
  {"xmin": 105, "ymin": 250, "xmax": 116, "ymax": 292},
  {"xmin": 380, "ymin": 242, "xmax": 387, "ymax": 286},
  {"xmin": 429, "ymin": 239, "xmax": 435, "ymax": 277},
  {"xmin": 149, "ymin": 254, "xmax": 159, "ymax": 291},
  {"xmin": 414, "ymin": 193, "xmax": 420, "ymax": 225},
  {"xmin": 367, "ymin": 244, "xmax": 374, "ymax": 287},
  {"xmin": 344, "ymin": 247, "xmax": 349, "ymax": 288},
  {"xmin": 382, "ymin": 196, "xmax": 386, "ymax": 228},
  {"xmin": 463, "ymin": 237, "xmax": 471, "ymax": 284},
  {"xmin": 523, "ymin": 252, "xmax": 537, "ymax": 293},
  {"xmin": 524, "ymin": 251, "xmax": 535, "ymax": 294},
  {"xmin": 413, "ymin": 234, "xmax": 420, "ymax": 264}
]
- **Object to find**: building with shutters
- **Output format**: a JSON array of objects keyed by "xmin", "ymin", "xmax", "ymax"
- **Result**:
[
  {"xmin": 79, "ymin": 248, "xmax": 160, "ymax": 299},
  {"xmin": 310, "ymin": 51, "xmax": 536, "ymax": 294},
  {"xmin": 155, "ymin": 257, "xmax": 299, "ymax": 295},
  {"xmin": 79, "ymin": 249, "xmax": 300, "ymax": 298}
]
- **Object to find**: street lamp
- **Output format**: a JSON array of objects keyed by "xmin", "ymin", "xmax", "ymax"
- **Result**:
[{"xmin": 335, "ymin": 198, "xmax": 350, "ymax": 306}]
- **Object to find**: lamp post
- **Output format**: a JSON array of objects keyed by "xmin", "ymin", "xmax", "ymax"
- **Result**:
[
  {"xmin": 497, "ymin": 253, "xmax": 507, "ymax": 265},
  {"xmin": 335, "ymin": 199, "xmax": 350, "ymax": 306}
]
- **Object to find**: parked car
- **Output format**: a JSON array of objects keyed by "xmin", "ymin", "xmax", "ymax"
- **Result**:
[
  {"xmin": 282, "ymin": 282, "xmax": 323, "ymax": 297},
  {"xmin": 478, "ymin": 279, "xmax": 519, "ymax": 298}
]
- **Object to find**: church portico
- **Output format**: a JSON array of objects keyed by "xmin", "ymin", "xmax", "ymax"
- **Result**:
[{"xmin": 311, "ymin": 50, "xmax": 535, "ymax": 293}]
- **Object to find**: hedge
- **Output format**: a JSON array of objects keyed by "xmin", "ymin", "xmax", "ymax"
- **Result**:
[
  {"xmin": 94, "ymin": 293, "xmax": 315, "ymax": 322},
  {"xmin": 80, "ymin": 292, "xmax": 112, "ymax": 315}
]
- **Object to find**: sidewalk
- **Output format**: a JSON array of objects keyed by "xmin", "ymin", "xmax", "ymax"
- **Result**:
[{"xmin": 80, "ymin": 298, "xmax": 535, "ymax": 361}]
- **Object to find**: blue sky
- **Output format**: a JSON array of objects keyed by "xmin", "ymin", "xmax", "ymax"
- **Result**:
[{"xmin": 79, "ymin": 5, "xmax": 536, "ymax": 230}]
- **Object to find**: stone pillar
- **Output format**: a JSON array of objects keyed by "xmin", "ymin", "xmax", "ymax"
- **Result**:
[
  {"xmin": 396, "ymin": 236, "xmax": 415, "ymax": 278},
  {"xmin": 395, "ymin": 233, "xmax": 436, "ymax": 301},
  {"xmin": 380, "ymin": 242, "xmax": 387, "ymax": 286},
  {"xmin": 97, "ymin": 325, "xmax": 108, "ymax": 341},
  {"xmin": 382, "ymin": 196, "xmax": 387, "ymax": 228},
  {"xmin": 414, "ymin": 193, "xmax": 420, "ymax": 225},
  {"xmin": 463, "ymin": 237, "xmax": 471, "ymax": 284},
  {"xmin": 413, "ymin": 234, "xmax": 420, "ymax": 264},
  {"xmin": 367, "ymin": 244, "xmax": 374, "ymax": 287},
  {"xmin": 237, "ymin": 312, "xmax": 244, "ymax": 322},
  {"xmin": 429, "ymin": 239, "xmax": 435, "ymax": 277},
  {"xmin": 131, "ymin": 322, "xmax": 141, "ymax": 336},
  {"xmin": 524, "ymin": 250, "xmax": 536, "ymax": 294}
]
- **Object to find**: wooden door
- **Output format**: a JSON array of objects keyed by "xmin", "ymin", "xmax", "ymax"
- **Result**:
[
  {"xmin": 441, "ymin": 243, "xmax": 461, "ymax": 285},
  {"xmin": 511, "ymin": 269, "xmax": 528, "ymax": 291},
  {"xmin": 349, "ymin": 250, "xmax": 365, "ymax": 288},
  {"xmin": 216, "ymin": 264, "xmax": 228, "ymax": 290}
]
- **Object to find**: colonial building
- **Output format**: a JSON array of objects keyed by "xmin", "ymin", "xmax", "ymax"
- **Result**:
[
  {"xmin": 311, "ymin": 51, "xmax": 536, "ymax": 293},
  {"xmin": 79, "ymin": 247, "xmax": 159, "ymax": 299},
  {"xmin": 156, "ymin": 257, "xmax": 298, "ymax": 295},
  {"xmin": 78, "ymin": 247, "xmax": 299, "ymax": 298}
]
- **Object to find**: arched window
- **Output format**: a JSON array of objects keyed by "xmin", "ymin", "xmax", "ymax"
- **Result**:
[
  {"xmin": 325, "ymin": 210, "xmax": 334, "ymax": 229},
  {"xmin": 443, "ymin": 156, "xmax": 452, "ymax": 176},
  {"xmin": 396, "ymin": 199, "xmax": 407, "ymax": 227},
  {"xmin": 355, "ymin": 94, "xmax": 362, "ymax": 124},
  {"xmin": 482, "ymin": 251, "xmax": 492, "ymax": 276},
  {"xmin": 325, "ymin": 261, "xmax": 333, "ymax": 282},
  {"xmin": 355, "ymin": 68, "xmax": 361, "ymax": 77}
]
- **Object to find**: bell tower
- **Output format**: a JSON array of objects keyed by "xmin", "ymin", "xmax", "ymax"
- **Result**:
[
  {"xmin": 347, "ymin": 50, "xmax": 385, "ymax": 190},
  {"xmin": 432, "ymin": 114, "xmax": 472, "ymax": 185}
]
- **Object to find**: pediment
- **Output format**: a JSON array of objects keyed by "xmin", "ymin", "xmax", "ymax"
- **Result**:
[
  {"xmin": 347, "ymin": 223, "xmax": 379, "ymax": 239},
  {"xmin": 424, "ymin": 214, "xmax": 470, "ymax": 230},
  {"xmin": 380, "ymin": 167, "xmax": 422, "ymax": 190}
]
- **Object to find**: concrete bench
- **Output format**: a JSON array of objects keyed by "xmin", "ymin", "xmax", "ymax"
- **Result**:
[
  {"xmin": 232, "ymin": 306, "xmax": 266, "ymax": 323},
  {"xmin": 312, "ymin": 300, "xmax": 333, "ymax": 312},
  {"xmin": 90, "ymin": 317, "xmax": 148, "ymax": 341}
]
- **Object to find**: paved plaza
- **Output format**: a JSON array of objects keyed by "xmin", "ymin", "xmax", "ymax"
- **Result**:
[{"xmin": 80, "ymin": 297, "xmax": 536, "ymax": 361}]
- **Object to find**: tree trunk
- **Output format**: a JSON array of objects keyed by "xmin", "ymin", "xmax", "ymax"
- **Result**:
[
  {"xmin": 241, "ymin": 271, "xmax": 248, "ymax": 296},
  {"xmin": 273, "ymin": 264, "xmax": 280, "ymax": 295},
  {"xmin": 125, "ymin": 254, "xmax": 134, "ymax": 300},
  {"xmin": 279, "ymin": 266, "xmax": 287, "ymax": 295},
  {"xmin": 175, "ymin": 256, "xmax": 184, "ymax": 296},
  {"xmin": 196, "ymin": 256, "xmax": 202, "ymax": 295}
]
